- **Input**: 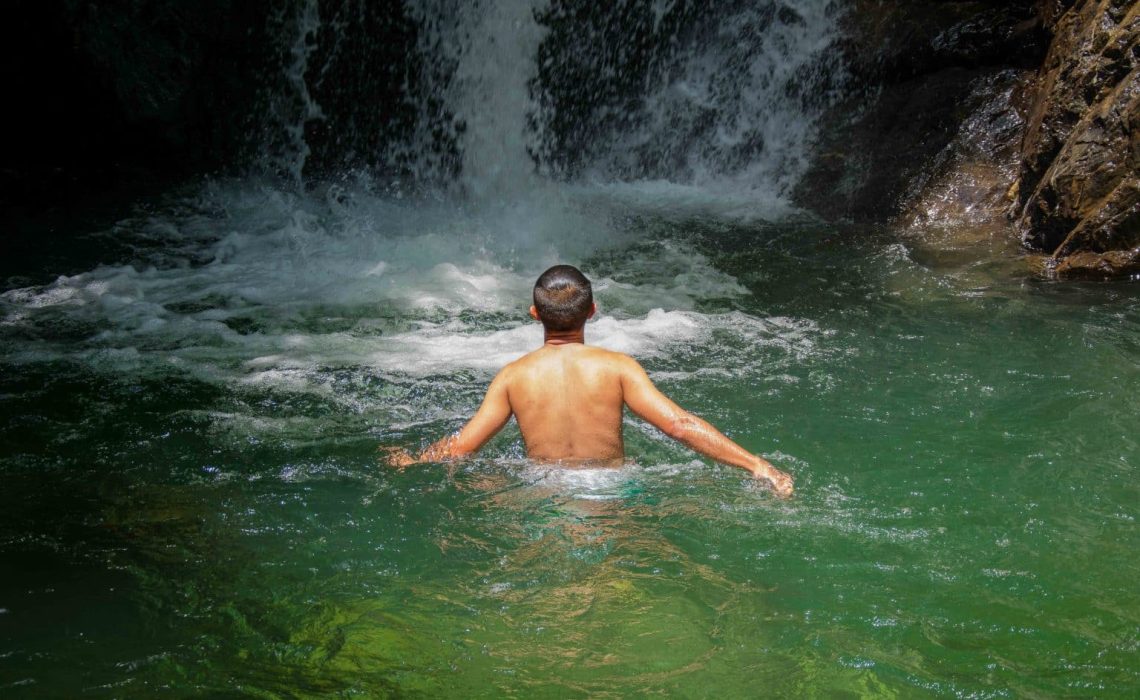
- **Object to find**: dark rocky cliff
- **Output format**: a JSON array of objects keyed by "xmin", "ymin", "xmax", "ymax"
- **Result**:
[
  {"xmin": 793, "ymin": 1, "xmax": 1045, "ymax": 223},
  {"xmin": 795, "ymin": 0, "xmax": 1139, "ymax": 279},
  {"xmin": 1014, "ymin": 0, "xmax": 1139, "ymax": 278},
  {"xmin": 0, "ymin": 0, "xmax": 418, "ymax": 208}
]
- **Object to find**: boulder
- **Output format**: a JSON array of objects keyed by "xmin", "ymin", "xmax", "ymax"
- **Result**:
[
  {"xmin": 795, "ymin": 67, "xmax": 1008, "ymax": 221},
  {"xmin": 841, "ymin": 0, "xmax": 1043, "ymax": 83},
  {"xmin": 797, "ymin": 0, "xmax": 1140, "ymax": 280},
  {"xmin": 898, "ymin": 70, "xmax": 1035, "ymax": 231}
]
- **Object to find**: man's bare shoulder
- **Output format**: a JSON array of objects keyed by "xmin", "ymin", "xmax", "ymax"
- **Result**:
[
  {"xmin": 533, "ymin": 345, "xmax": 644, "ymax": 374},
  {"xmin": 493, "ymin": 349, "xmax": 543, "ymax": 381},
  {"xmin": 584, "ymin": 345, "xmax": 641, "ymax": 370},
  {"xmin": 504, "ymin": 345, "xmax": 640, "ymax": 371}
]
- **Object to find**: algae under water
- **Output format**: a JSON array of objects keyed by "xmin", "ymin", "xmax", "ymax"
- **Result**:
[{"xmin": 0, "ymin": 179, "xmax": 1137, "ymax": 698}]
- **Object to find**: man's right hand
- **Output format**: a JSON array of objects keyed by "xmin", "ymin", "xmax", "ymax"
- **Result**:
[{"xmin": 752, "ymin": 465, "xmax": 794, "ymax": 498}]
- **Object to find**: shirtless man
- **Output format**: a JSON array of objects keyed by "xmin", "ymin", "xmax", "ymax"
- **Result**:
[{"xmin": 387, "ymin": 265, "xmax": 794, "ymax": 497}]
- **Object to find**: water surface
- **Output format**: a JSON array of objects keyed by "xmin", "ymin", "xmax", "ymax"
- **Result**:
[{"xmin": 1, "ymin": 181, "xmax": 1137, "ymax": 697}]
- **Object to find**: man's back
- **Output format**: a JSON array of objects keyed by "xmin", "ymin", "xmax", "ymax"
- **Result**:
[
  {"xmin": 386, "ymin": 263, "xmax": 793, "ymax": 496},
  {"xmin": 502, "ymin": 344, "xmax": 627, "ymax": 462}
]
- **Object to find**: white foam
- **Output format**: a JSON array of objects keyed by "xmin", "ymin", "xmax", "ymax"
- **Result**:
[
  {"xmin": 357, "ymin": 307, "xmax": 829, "ymax": 380},
  {"xmin": 1, "ymin": 178, "xmax": 788, "ymax": 351},
  {"xmin": 589, "ymin": 310, "xmax": 703, "ymax": 356},
  {"xmin": 524, "ymin": 464, "xmax": 638, "ymax": 497},
  {"xmin": 361, "ymin": 308, "xmax": 705, "ymax": 376},
  {"xmin": 370, "ymin": 321, "xmax": 539, "ymax": 373},
  {"xmin": 0, "ymin": 180, "xmax": 834, "ymax": 424}
]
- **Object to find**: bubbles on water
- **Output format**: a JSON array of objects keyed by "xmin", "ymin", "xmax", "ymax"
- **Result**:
[{"xmin": 519, "ymin": 463, "xmax": 642, "ymax": 499}]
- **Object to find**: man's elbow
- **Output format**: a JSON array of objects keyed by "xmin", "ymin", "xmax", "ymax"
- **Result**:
[{"xmin": 664, "ymin": 413, "xmax": 698, "ymax": 442}]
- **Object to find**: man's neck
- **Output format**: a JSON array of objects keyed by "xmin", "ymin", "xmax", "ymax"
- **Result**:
[{"xmin": 543, "ymin": 327, "xmax": 585, "ymax": 346}]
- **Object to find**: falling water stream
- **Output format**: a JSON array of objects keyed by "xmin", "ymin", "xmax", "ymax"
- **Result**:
[{"xmin": 1, "ymin": 1, "xmax": 1138, "ymax": 696}]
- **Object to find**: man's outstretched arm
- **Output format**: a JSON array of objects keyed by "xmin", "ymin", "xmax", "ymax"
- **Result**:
[
  {"xmin": 619, "ymin": 356, "xmax": 794, "ymax": 497},
  {"xmin": 386, "ymin": 371, "xmax": 513, "ymax": 466}
]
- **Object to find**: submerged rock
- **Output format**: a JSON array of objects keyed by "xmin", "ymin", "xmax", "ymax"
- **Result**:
[{"xmin": 1050, "ymin": 247, "xmax": 1140, "ymax": 277}]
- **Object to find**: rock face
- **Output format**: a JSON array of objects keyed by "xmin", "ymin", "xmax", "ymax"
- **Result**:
[
  {"xmin": 794, "ymin": 1, "xmax": 1044, "ymax": 223},
  {"xmin": 1014, "ymin": 0, "xmax": 1140, "ymax": 278},
  {"xmin": 797, "ymin": 0, "xmax": 1140, "ymax": 279},
  {"xmin": 2, "ymin": 0, "xmax": 278, "ymax": 216},
  {"xmin": 898, "ymin": 70, "xmax": 1034, "ymax": 232},
  {"xmin": 2, "ymin": 0, "xmax": 420, "ymax": 192}
]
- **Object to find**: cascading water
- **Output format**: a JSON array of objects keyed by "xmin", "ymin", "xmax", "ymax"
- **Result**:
[
  {"xmin": 535, "ymin": 0, "xmax": 848, "ymax": 198},
  {"xmin": 257, "ymin": 0, "xmax": 847, "ymax": 204},
  {"xmin": 1, "ymin": 0, "xmax": 857, "ymax": 393},
  {"xmin": 261, "ymin": 0, "xmax": 325, "ymax": 186},
  {"xmin": 413, "ymin": 0, "xmax": 549, "ymax": 199}
]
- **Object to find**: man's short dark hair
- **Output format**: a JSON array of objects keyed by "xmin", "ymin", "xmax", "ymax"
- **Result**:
[{"xmin": 533, "ymin": 265, "xmax": 593, "ymax": 331}]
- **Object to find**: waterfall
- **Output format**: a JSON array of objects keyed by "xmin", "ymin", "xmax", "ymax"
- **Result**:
[
  {"xmin": 610, "ymin": 0, "xmax": 847, "ymax": 196},
  {"xmin": 258, "ymin": 0, "xmax": 847, "ymax": 205},
  {"xmin": 261, "ymin": 0, "xmax": 325, "ymax": 186},
  {"xmin": 535, "ymin": 0, "xmax": 848, "ymax": 198},
  {"xmin": 403, "ymin": 0, "xmax": 549, "ymax": 199}
]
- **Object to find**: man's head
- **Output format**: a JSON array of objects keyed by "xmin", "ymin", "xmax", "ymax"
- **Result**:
[{"xmin": 531, "ymin": 265, "xmax": 595, "ymax": 331}]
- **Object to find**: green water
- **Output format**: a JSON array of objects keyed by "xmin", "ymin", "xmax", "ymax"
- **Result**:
[{"xmin": 1, "ymin": 188, "xmax": 1138, "ymax": 697}]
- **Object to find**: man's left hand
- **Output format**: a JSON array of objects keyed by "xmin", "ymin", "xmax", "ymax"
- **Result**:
[
  {"xmin": 381, "ymin": 447, "xmax": 416, "ymax": 468},
  {"xmin": 753, "ymin": 465, "xmax": 794, "ymax": 498}
]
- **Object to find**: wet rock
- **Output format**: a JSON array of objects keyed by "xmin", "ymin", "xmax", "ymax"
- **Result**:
[
  {"xmin": 798, "ymin": 0, "xmax": 1139, "ymax": 280},
  {"xmin": 1014, "ymin": 0, "xmax": 1140, "ymax": 276},
  {"xmin": 794, "ymin": 68, "xmax": 990, "ymax": 221},
  {"xmin": 794, "ymin": 1, "xmax": 1045, "ymax": 222},
  {"xmin": 59, "ymin": 0, "xmax": 277, "ymax": 167},
  {"xmin": 899, "ymin": 70, "xmax": 1035, "ymax": 230},
  {"xmin": 1050, "ymin": 247, "xmax": 1140, "ymax": 278},
  {"xmin": 841, "ymin": 0, "xmax": 1044, "ymax": 83}
]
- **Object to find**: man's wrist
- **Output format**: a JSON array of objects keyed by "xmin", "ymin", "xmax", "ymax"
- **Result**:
[{"xmin": 748, "ymin": 458, "xmax": 775, "ymax": 475}]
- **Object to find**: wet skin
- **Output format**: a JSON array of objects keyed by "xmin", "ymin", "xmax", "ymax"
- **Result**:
[{"xmin": 388, "ymin": 303, "xmax": 794, "ymax": 497}]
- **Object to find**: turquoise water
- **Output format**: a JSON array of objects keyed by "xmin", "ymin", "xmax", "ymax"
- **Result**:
[{"xmin": 1, "ymin": 182, "xmax": 1137, "ymax": 697}]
